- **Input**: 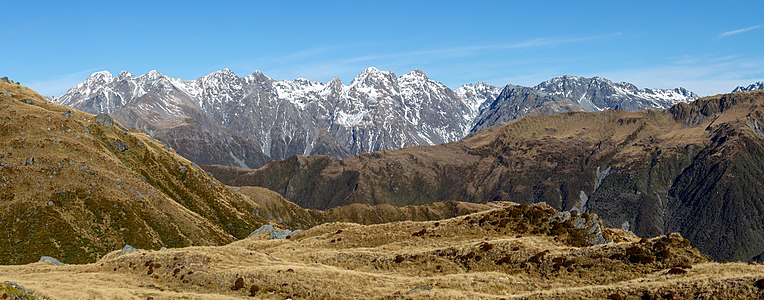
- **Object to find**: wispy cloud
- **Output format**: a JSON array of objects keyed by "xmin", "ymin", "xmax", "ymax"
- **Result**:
[
  {"xmin": 505, "ymin": 32, "xmax": 623, "ymax": 49},
  {"xmin": 597, "ymin": 55, "xmax": 764, "ymax": 96},
  {"xmin": 230, "ymin": 44, "xmax": 355, "ymax": 73},
  {"xmin": 26, "ymin": 69, "xmax": 97, "ymax": 97},
  {"xmin": 261, "ymin": 33, "xmax": 622, "ymax": 81},
  {"xmin": 719, "ymin": 25, "xmax": 761, "ymax": 38},
  {"xmin": 336, "ymin": 32, "xmax": 623, "ymax": 64}
]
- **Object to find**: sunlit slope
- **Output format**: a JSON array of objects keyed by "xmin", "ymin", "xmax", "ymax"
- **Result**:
[
  {"xmin": 1, "ymin": 204, "xmax": 762, "ymax": 299},
  {"xmin": 0, "ymin": 81, "xmax": 268, "ymax": 264}
]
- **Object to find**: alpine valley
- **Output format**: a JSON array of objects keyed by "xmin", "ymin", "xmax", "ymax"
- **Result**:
[
  {"xmin": 7, "ymin": 0, "xmax": 764, "ymax": 297},
  {"xmin": 3, "ymin": 76, "xmax": 764, "ymax": 299}
]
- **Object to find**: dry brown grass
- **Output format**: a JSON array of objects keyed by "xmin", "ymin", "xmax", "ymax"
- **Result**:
[
  {"xmin": 0, "ymin": 81, "xmax": 270, "ymax": 264},
  {"xmin": 1, "ymin": 204, "xmax": 760, "ymax": 299},
  {"xmin": 234, "ymin": 185, "xmax": 506, "ymax": 228}
]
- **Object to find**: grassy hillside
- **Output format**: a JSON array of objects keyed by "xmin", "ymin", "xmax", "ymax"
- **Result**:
[
  {"xmin": 1, "ymin": 203, "xmax": 762, "ymax": 299},
  {"xmin": 0, "ymin": 81, "xmax": 270, "ymax": 264},
  {"xmin": 234, "ymin": 186, "xmax": 505, "ymax": 229}
]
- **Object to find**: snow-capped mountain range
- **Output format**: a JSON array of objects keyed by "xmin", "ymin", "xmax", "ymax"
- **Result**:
[
  {"xmin": 54, "ymin": 68, "xmax": 698, "ymax": 168},
  {"xmin": 733, "ymin": 82, "xmax": 764, "ymax": 92}
]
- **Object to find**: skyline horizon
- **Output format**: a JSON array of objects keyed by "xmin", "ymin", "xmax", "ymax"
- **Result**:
[
  {"xmin": 3, "ymin": 1, "xmax": 762, "ymax": 97},
  {"xmin": 48, "ymin": 65, "xmax": 752, "ymax": 98}
]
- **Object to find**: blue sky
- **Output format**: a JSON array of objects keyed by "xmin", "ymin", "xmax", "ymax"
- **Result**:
[{"xmin": 2, "ymin": 1, "xmax": 763, "ymax": 96}]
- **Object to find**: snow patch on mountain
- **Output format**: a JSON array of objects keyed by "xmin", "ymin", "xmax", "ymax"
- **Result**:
[
  {"xmin": 733, "ymin": 82, "xmax": 764, "ymax": 92},
  {"xmin": 53, "ymin": 69, "xmax": 697, "ymax": 168}
]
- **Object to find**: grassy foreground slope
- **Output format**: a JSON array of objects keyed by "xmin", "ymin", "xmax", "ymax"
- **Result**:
[
  {"xmin": 0, "ymin": 81, "xmax": 271, "ymax": 264},
  {"xmin": 1, "ymin": 203, "xmax": 763, "ymax": 299}
]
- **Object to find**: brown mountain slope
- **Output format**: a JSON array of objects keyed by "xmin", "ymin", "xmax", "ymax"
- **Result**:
[
  {"xmin": 6, "ymin": 203, "xmax": 759, "ymax": 300},
  {"xmin": 0, "ymin": 81, "xmax": 272, "ymax": 264},
  {"xmin": 209, "ymin": 91, "xmax": 764, "ymax": 262},
  {"xmin": 234, "ymin": 186, "xmax": 506, "ymax": 228}
]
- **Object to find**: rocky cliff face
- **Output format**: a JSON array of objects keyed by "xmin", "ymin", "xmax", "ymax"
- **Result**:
[{"xmin": 209, "ymin": 90, "xmax": 764, "ymax": 262}]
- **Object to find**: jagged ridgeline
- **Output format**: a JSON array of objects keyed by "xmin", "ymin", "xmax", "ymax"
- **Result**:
[
  {"xmin": 53, "ymin": 69, "xmax": 697, "ymax": 169},
  {"xmin": 212, "ymin": 90, "xmax": 764, "ymax": 262},
  {"xmin": 0, "ymin": 81, "xmax": 269, "ymax": 264}
]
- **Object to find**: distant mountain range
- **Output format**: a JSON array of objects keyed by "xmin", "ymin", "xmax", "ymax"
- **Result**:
[
  {"xmin": 54, "ymin": 68, "xmax": 699, "ymax": 168},
  {"xmin": 733, "ymin": 81, "xmax": 764, "ymax": 92},
  {"xmin": 472, "ymin": 75, "xmax": 697, "ymax": 132}
]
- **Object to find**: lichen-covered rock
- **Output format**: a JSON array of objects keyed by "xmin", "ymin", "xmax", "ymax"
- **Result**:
[
  {"xmin": 550, "ymin": 210, "xmax": 608, "ymax": 245},
  {"xmin": 249, "ymin": 224, "xmax": 302, "ymax": 240},
  {"xmin": 114, "ymin": 140, "xmax": 128, "ymax": 152},
  {"xmin": 95, "ymin": 113, "xmax": 113, "ymax": 127},
  {"xmin": 38, "ymin": 256, "xmax": 63, "ymax": 266},
  {"xmin": 119, "ymin": 245, "xmax": 137, "ymax": 255}
]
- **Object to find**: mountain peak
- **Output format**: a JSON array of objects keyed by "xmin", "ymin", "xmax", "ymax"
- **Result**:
[
  {"xmin": 117, "ymin": 70, "xmax": 132, "ymax": 79},
  {"xmin": 556, "ymin": 75, "xmax": 583, "ymax": 81},
  {"xmin": 76, "ymin": 71, "xmax": 114, "ymax": 89},
  {"xmin": 86, "ymin": 71, "xmax": 114, "ymax": 82},
  {"xmin": 207, "ymin": 68, "xmax": 237, "ymax": 78},
  {"xmin": 358, "ymin": 66, "xmax": 395, "ymax": 77},
  {"xmin": 733, "ymin": 81, "xmax": 764, "ymax": 92},
  {"xmin": 409, "ymin": 68, "xmax": 427, "ymax": 76},
  {"xmin": 142, "ymin": 70, "xmax": 164, "ymax": 79},
  {"xmin": 350, "ymin": 67, "xmax": 395, "ymax": 86},
  {"xmin": 328, "ymin": 76, "xmax": 343, "ymax": 85},
  {"xmin": 245, "ymin": 70, "xmax": 272, "ymax": 83},
  {"xmin": 403, "ymin": 68, "xmax": 429, "ymax": 80},
  {"xmin": 362, "ymin": 66, "xmax": 381, "ymax": 73},
  {"xmin": 534, "ymin": 75, "xmax": 697, "ymax": 111}
]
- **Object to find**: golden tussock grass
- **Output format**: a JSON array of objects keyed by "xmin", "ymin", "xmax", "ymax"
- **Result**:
[{"xmin": 1, "ymin": 204, "xmax": 761, "ymax": 299}]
